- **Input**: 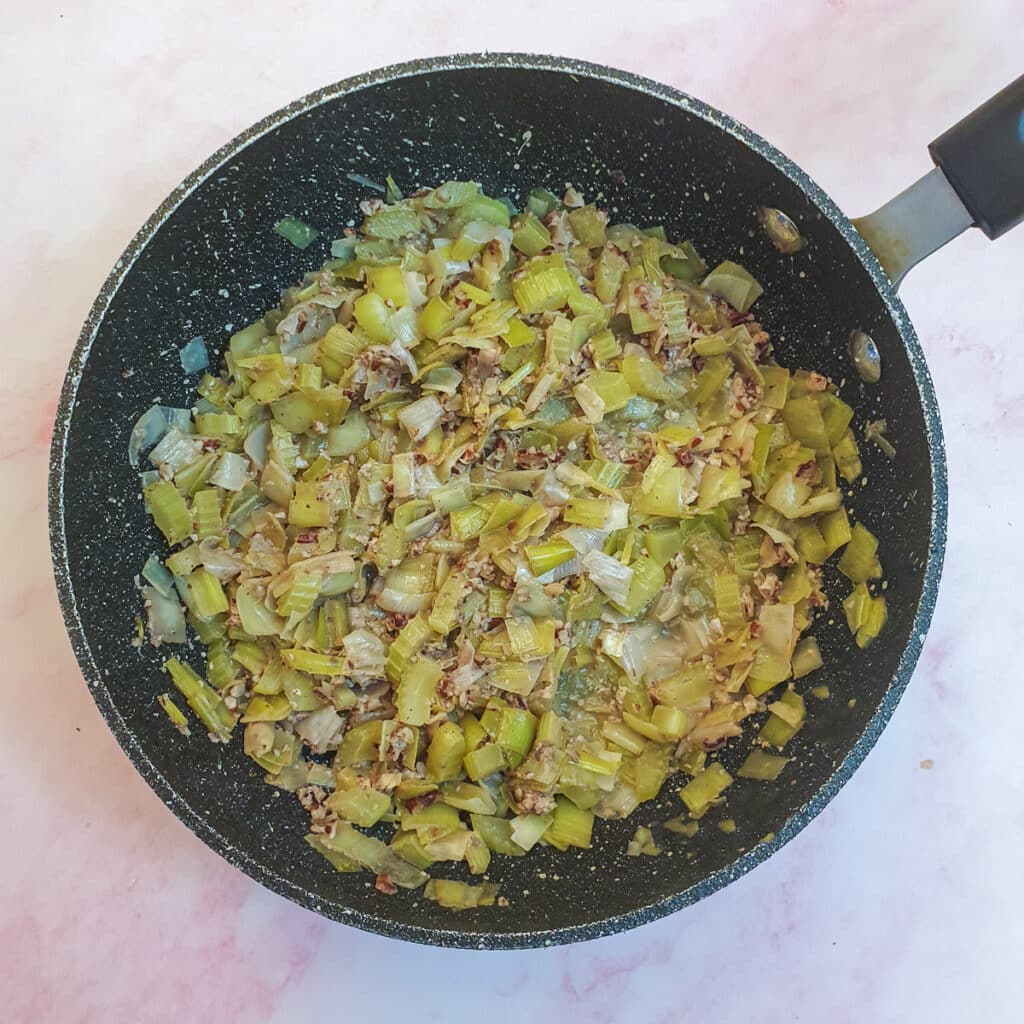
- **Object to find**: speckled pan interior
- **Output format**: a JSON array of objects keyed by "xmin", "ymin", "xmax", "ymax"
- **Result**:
[{"xmin": 49, "ymin": 54, "xmax": 946, "ymax": 949}]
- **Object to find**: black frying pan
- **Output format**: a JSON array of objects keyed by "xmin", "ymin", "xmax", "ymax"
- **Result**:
[{"xmin": 49, "ymin": 55, "xmax": 1024, "ymax": 949}]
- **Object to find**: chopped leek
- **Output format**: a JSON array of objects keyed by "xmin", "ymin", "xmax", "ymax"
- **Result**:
[
  {"xmin": 164, "ymin": 657, "xmax": 235, "ymax": 742},
  {"xmin": 134, "ymin": 177, "xmax": 884, "ymax": 900},
  {"xmin": 838, "ymin": 522, "xmax": 882, "ymax": 583},
  {"xmin": 702, "ymin": 260, "xmax": 763, "ymax": 312},
  {"xmin": 679, "ymin": 762, "xmax": 733, "ymax": 816}
]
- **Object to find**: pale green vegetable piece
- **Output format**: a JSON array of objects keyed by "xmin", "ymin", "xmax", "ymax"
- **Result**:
[{"xmin": 136, "ymin": 177, "xmax": 879, "ymax": 899}]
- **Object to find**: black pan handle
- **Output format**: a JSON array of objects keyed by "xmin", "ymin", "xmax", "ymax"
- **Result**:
[
  {"xmin": 853, "ymin": 75, "xmax": 1024, "ymax": 287},
  {"xmin": 929, "ymin": 74, "xmax": 1024, "ymax": 240}
]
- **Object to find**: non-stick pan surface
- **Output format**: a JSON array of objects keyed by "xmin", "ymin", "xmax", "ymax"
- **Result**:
[{"xmin": 49, "ymin": 54, "xmax": 945, "ymax": 948}]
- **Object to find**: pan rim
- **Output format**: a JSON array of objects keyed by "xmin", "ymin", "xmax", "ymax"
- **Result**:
[{"xmin": 48, "ymin": 51, "xmax": 947, "ymax": 950}]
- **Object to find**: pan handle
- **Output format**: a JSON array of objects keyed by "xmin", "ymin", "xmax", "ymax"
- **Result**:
[{"xmin": 852, "ymin": 75, "xmax": 1024, "ymax": 288}]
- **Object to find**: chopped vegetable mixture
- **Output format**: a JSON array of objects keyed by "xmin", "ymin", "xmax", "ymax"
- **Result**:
[{"xmin": 136, "ymin": 180, "xmax": 886, "ymax": 909}]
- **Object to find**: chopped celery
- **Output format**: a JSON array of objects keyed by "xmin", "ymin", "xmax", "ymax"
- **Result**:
[
  {"xmin": 655, "ymin": 663, "xmax": 713, "ymax": 709},
  {"xmin": 306, "ymin": 833, "xmax": 361, "ymax": 873},
  {"xmin": 621, "ymin": 352, "xmax": 676, "ymax": 401},
  {"xmin": 280, "ymin": 649, "xmax": 347, "ymax": 675},
  {"xmin": 496, "ymin": 707, "xmax": 537, "ymax": 767},
  {"xmin": 761, "ymin": 365, "xmax": 790, "ymax": 408},
  {"xmin": 594, "ymin": 247, "xmax": 627, "ymax": 304},
  {"xmin": 563, "ymin": 497, "xmax": 611, "ymax": 528},
  {"xmin": 419, "ymin": 296, "xmax": 455, "ymax": 340},
  {"xmin": 441, "ymin": 781, "xmax": 497, "ymax": 815},
  {"xmin": 647, "ymin": 705, "xmax": 685, "ymax": 740}
]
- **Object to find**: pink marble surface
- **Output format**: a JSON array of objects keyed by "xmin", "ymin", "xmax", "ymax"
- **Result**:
[{"xmin": 4, "ymin": 2, "xmax": 1023, "ymax": 1020}]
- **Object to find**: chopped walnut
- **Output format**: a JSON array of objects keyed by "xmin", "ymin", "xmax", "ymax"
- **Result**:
[
  {"xmin": 509, "ymin": 783, "xmax": 556, "ymax": 816},
  {"xmin": 753, "ymin": 571, "xmax": 783, "ymax": 601}
]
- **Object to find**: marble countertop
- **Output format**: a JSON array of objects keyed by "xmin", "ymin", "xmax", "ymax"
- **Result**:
[{"xmin": 4, "ymin": 2, "xmax": 1022, "ymax": 1020}]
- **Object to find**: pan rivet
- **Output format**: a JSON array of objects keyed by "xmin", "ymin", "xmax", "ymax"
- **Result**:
[
  {"xmin": 757, "ymin": 207, "xmax": 805, "ymax": 254},
  {"xmin": 849, "ymin": 330, "xmax": 881, "ymax": 383}
]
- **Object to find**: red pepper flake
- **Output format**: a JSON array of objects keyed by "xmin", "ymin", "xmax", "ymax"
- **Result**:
[{"xmin": 692, "ymin": 355, "xmax": 706, "ymax": 374}]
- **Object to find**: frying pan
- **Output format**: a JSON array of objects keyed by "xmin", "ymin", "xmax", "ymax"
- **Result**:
[{"xmin": 49, "ymin": 54, "xmax": 1024, "ymax": 949}]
